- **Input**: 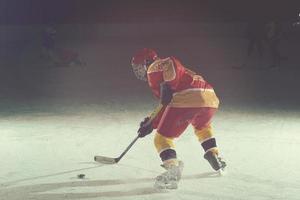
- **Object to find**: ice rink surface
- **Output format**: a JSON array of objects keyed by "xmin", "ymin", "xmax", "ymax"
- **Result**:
[
  {"xmin": 0, "ymin": 22, "xmax": 300, "ymax": 199},
  {"xmin": 0, "ymin": 100, "xmax": 300, "ymax": 200}
]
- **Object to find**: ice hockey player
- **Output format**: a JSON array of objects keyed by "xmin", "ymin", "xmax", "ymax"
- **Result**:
[
  {"xmin": 41, "ymin": 26, "xmax": 57, "ymax": 62},
  {"xmin": 131, "ymin": 48, "xmax": 226, "ymax": 189},
  {"xmin": 41, "ymin": 26, "xmax": 85, "ymax": 67}
]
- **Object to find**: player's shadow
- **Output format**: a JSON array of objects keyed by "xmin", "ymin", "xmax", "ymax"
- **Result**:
[{"xmin": 1, "ymin": 171, "xmax": 220, "ymax": 199}]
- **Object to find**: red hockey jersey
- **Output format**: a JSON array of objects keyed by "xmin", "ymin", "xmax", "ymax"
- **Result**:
[{"xmin": 147, "ymin": 57, "xmax": 219, "ymax": 108}]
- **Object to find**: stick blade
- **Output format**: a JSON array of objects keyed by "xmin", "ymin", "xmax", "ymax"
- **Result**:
[{"xmin": 94, "ymin": 156, "xmax": 117, "ymax": 164}]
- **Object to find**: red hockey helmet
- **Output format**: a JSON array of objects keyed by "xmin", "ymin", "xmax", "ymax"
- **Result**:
[
  {"xmin": 131, "ymin": 48, "xmax": 158, "ymax": 81},
  {"xmin": 131, "ymin": 48, "xmax": 158, "ymax": 66}
]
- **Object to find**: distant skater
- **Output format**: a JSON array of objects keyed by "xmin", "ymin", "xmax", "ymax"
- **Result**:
[
  {"xmin": 41, "ymin": 26, "xmax": 85, "ymax": 67},
  {"xmin": 240, "ymin": 19, "xmax": 266, "ymax": 68},
  {"xmin": 266, "ymin": 21, "xmax": 284, "ymax": 68},
  {"xmin": 41, "ymin": 26, "xmax": 58, "ymax": 63}
]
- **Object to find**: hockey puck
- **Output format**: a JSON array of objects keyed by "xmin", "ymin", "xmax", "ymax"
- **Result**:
[{"xmin": 77, "ymin": 174, "xmax": 85, "ymax": 179}]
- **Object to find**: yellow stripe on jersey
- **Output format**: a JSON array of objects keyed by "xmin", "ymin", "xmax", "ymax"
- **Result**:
[
  {"xmin": 169, "ymin": 88, "xmax": 219, "ymax": 108},
  {"xmin": 147, "ymin": 57, "xmax": 176, "ymax": 82}
]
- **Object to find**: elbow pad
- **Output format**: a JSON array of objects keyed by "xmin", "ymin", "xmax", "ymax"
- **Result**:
[{"xmin": 160, "ymin": 82, "xmax": 173, "ymax": 106}]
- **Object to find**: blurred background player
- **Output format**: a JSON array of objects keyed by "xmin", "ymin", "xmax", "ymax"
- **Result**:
[
  {"xmin": 41, "ymin": 26, "xmax": 85, "ymax": 67},
  {"xmin": 239, "ymin": 19, "xmax": 266, "ymax": 68},
  {"xmin": 131, "ymin": 48, "xmax": 226, "ymax": 189},
  {"xmin": 266, "ymin": 20, "xmax": 285, "ymax": 68},
  {"xmin": 41, "ymin": 26, "xmax": 59, "ymax": 63}
]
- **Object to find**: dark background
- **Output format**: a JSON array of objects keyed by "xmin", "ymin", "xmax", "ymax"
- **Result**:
[
  {"xmin": 0, "ymin": 0, "xmax": 299, "ymax": 114},
  {"xmin": 0, "ymin": 0, "xmax": 299, "ymax": 24}
]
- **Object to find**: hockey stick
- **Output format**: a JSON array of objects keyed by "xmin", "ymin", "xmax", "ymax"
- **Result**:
[
  {"xmin": 94, "ymin": 104, "xmax": 163, "ymax": 164},
  {"xmin": 94, "ymin": 135, "xmax": 139, "ymax": 164}
]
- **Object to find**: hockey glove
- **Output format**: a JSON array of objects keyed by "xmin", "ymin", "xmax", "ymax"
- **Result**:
[
  {"xmin": 160, "ymin": 82, "xmax": 173, "ymax": 106},
  {"xmin": 138, "ymin": 117, "xmax": 154, "ymax": 138}
]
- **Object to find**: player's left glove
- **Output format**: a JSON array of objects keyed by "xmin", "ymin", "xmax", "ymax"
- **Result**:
[{"xmin": 138, "ymin": 117, "xmax": 154, "ymax": 138}]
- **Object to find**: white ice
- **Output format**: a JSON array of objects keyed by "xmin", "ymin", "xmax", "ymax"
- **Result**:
[{"xmin": 1, "ymin": 96, "xmax": 300, "ymax": 200}]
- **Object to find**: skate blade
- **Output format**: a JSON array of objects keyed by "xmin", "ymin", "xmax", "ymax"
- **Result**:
[
  {"xmin": 217, "ymin": 168, "xmax": 226, "ymax": 176},
  {"xmin": 154, "ymin": 180, "xmax": 178, "ymax": 190}
]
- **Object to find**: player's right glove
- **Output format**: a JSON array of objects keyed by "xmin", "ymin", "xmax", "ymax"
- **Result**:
[{"xmin": 138, "ymin": 117, "xmax": 154, "ymax": 138}]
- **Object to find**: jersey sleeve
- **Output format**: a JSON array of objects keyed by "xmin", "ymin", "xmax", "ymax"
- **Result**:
[{"xmin": 147, "ymin": 57, "xmax": 183, "ymax": 98}]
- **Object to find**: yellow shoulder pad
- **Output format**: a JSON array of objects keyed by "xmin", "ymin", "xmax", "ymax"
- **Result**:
[
  {"xmin": 147, "ymin": 58, "xmax": 176, "ymax": 81},
  {"xmin": 147, "ymin": 59, "xmax": 163, "ymax": 74},
  {"xmin": 162, "ymin": 58, "xmax": 176, "ymax": 81}
]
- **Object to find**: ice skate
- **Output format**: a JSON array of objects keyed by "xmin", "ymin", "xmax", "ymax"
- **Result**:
[
  {"xmin": 154, "ymin": 160, "xmax": 184, "ymax": 190},
  {"xmin": 204, "ymin": 151, "xmax": 226, "ymax": 174}
]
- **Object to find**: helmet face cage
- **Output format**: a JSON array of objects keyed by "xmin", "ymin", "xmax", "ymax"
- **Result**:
[
  {"xmin": 131, "ymin": 48, "xmax": 158, "ymax": 81},
  {"xmin": 132, "ymin": 63, "xmax": 147, "ymax": 81}
]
